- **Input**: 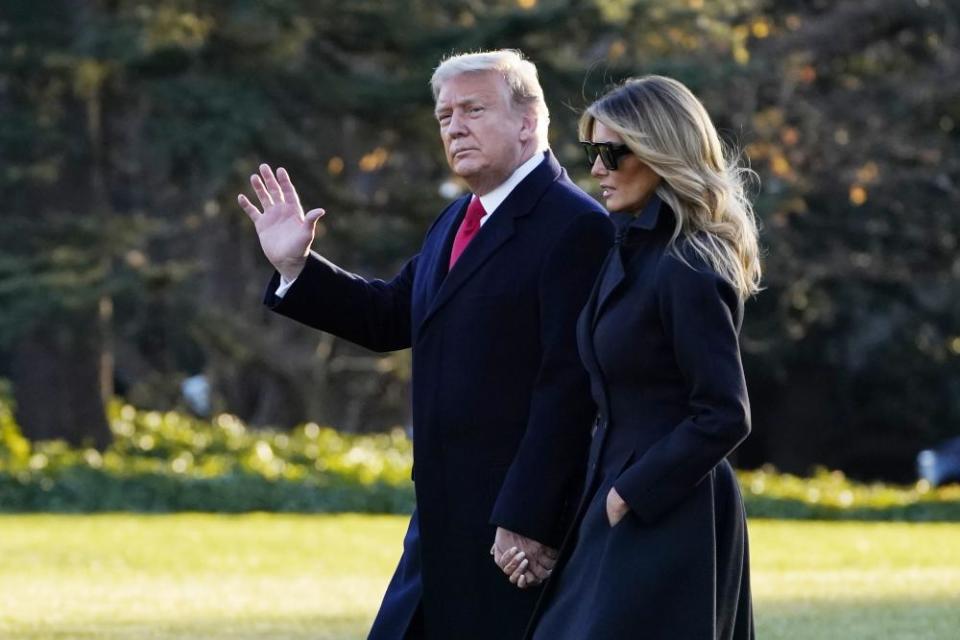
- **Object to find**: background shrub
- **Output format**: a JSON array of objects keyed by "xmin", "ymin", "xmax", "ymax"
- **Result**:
[{"xmin": 1, "ymin": 399, "xmax": 957, "ymax": 519}]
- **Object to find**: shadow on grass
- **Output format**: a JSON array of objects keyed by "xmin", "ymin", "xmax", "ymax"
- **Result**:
[
  {"xmin": 744, "ymin": 496, "xmax": 960, "ymax": 522},
  {"xmin": 756, "ymin": 597, "xmax": 960, "ymax": 640},
  {"xmin": 0, "ymin": 614, "xmax": 372, "ymax": 640},
  {"xmin": 9, "ymin": 600, "xmax": 960, "ymax": 640}
]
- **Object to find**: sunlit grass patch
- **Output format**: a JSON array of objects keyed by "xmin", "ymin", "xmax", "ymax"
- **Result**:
[
  {"xmin": 1, "ymin": 515, "xmax": 958, "ymax": 639},
  {"xmin": 750, "ymin": 520, "xmax": 960, "ymax": 639},
  {"xmin": 0, "ymin": 514, "xmax": 401, "ymax": 640}
]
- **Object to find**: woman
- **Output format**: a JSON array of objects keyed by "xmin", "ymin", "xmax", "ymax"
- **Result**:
[{"xmin": 503, "ymin": 76, "xmax": 760, "ymax": 639}]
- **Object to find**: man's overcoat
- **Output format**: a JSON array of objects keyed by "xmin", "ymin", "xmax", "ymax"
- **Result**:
[{"xmin": 265, "ymin": 152, "xmax": 613, "ymax": 639}]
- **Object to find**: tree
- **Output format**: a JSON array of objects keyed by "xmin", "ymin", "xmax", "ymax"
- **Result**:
[{"xmin": 2, "ymin": 0, "xmax": 957, "ymax": 480}]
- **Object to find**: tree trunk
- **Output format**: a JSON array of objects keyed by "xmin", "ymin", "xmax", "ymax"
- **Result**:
[{"xmin": 10, "ymin": 306, "xmax": 112, "ymax": 448}]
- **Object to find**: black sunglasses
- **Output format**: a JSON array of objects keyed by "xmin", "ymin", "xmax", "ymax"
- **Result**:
[{"xmin": 580, "ymin": 141, "xmax": 632, "ymax": 171}]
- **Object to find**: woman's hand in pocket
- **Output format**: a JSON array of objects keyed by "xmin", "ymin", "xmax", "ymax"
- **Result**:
[{"xmin": 606, "ymin": 486, "xmax": 630, "ymax": 527}]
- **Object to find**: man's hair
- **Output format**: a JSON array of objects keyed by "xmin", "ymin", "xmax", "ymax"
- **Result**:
[{"xmin": 431, "ymin": 49, "xmax": 550, "ymax": 151}]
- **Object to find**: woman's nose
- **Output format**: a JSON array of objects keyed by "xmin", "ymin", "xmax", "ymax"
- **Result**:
[{"xmin": 590, "ymin": 155, "xmax": 607, "ymax": 177}]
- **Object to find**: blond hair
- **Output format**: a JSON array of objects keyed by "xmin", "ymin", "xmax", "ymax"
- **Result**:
[
  {"xmin": 580, "ymin": 75, "xmax": 761, "ymax": 299},
  {"xmin": 431, "ymin": 49, "xmax": 550, "ymax": 151}
]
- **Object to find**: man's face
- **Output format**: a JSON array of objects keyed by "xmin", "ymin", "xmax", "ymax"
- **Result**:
[{"xmin": 434, "ymin": 71, "xmax": 532, "ymax": 193}]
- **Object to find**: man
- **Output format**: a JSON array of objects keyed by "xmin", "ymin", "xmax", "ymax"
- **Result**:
[{"xmin": 238, "ymin": 50, "xmax": 612, "ymax": 639}]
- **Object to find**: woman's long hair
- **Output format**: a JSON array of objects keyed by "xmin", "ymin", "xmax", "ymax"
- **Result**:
[{"xmin": 580, "ymin": 76, "xmax": 761, "ymax": 300}]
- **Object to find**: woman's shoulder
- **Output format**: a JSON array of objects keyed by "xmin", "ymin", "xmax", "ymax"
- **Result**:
[
  {"xmin": 656, "ymin": 233, "xmax": 715, "ymax": 277},
  {"xmin": 655, "ymin": 234, "xmax": 738, "ymax": 303}
]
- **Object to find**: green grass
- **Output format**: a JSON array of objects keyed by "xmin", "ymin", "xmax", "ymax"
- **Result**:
[
  {"xmin": 0, "ymin": 514, "xmax": 395, "ymax": 639},
  {"xmin": 751, "ymin": 519, "xmax": 960, "ymax": 639},
  {"xmin": 1, "ymin": 515, "xmax": 958, "ymax": 639}
]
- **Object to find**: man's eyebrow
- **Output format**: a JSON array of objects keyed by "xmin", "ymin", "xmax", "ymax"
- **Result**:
[{"xmin": 435, "ymin": 95, "xmax": 487, "ymax": 116}]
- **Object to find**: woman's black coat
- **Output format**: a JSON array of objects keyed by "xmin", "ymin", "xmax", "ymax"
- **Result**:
[{"xmin": 530, "ymin": 195, "xmax": 755, "ymax": 640}]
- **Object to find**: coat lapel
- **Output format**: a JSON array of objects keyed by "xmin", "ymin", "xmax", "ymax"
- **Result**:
[
  {"xmin": 416, "ymin": 152, "xmax": 561, "ymax": 337},
  {"xmin": 591, "ymin": 246, "xmax": 627, "ymax": 329},
  {"xmin": 591, "ymin": 195, "xmax": 665, "ymax": 329},
  {"xmin": 577, "ymin": 249, "xmax": 613, "ymax": 383},
  {"xmin": 427, "ymin": 203, "xmax": 516, "ymax": 317},
  {"xmin": 411, "ymin": 195, "xmax": 470, "ymax": 333},
  {"xmin": 427, "ymin": 196, "xmax": 470, "ymax": 302}
]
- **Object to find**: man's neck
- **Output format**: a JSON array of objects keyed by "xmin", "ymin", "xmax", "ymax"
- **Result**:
[
  {"xmin": 474, "ymin": 151, "xmax": 546, "ymax": 218},
  {"xmin": 469, "ymin": 146, "xmax": 540, "ymax": 196}
]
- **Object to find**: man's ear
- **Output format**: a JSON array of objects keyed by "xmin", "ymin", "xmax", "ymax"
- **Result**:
[{"xmin": 518, "ymin": 107, "xmax": 537, "ymax": 144}]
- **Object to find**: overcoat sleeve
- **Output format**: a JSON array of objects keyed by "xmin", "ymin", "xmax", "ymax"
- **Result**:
[
  {"xmin": 614, "ymin": 251, "xmax": 751, "ymax": 523},
  {"xmin": 263, "ymin": 251, "xmax": 415, "ymax": 353},
  {"xmin": 489, "ymin": 212, "xmax": 613, "ymax": 547}
]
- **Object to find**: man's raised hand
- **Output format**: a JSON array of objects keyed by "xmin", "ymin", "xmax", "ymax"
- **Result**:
[{"xmin": 237, "ymin": 164, "xmax": 326, "ymax": 282}]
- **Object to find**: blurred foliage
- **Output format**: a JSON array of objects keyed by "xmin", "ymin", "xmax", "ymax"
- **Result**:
[
  {"xmin": 740, "ymin": 466, "xmax": 960, "ymax": 520},
  {"xmin": 0, "ymin": 0, "xmax": 958, "ymax": 478},
  {"xmin": 1, "ymin": 400, "xmax": 958, "ymax": 519},
  {"xmin": 0, "ymin": 399, "xmax": 414, "ymax": 513}
]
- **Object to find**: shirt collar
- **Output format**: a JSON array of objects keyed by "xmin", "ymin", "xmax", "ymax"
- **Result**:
[{"xmin": 477, "ymin": 151, "xmax": 546, "ymax": 216}]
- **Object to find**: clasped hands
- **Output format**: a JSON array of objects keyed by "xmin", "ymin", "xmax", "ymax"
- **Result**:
[
  {"xmin": 491, "ymin": 488, "xmax": 629, "ymax": 589},
  {"xmin": 491, "ymin": 527, "xmax": 557, "ymax": 589}
]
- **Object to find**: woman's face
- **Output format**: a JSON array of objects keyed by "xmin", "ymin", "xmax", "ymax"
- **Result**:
[{"xmin": 590, "ymin": 120, "xmax": 662, "ymax": 214}]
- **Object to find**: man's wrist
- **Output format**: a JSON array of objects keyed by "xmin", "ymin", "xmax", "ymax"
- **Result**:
[{"xmin": 277, "ymin": 258, "xmax": 306, "ymax": 283}]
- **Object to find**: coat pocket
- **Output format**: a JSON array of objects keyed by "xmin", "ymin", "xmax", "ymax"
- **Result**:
[{"xmin": 607, "ymin": 450, "xmax": 637, "ymax": 529}]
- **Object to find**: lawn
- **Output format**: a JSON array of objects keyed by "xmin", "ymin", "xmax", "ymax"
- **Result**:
[{"xmin": 0, "ymin": 515, "xmax": 957, "ymax": 639}]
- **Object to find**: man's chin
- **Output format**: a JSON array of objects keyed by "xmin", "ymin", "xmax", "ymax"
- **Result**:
[{"xmin": 451, "ymin": 159, "xmax": 484, "ymax": 179}]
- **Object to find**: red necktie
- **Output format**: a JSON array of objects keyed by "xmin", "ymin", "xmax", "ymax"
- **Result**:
[{"xmin": 448, "ymin": 195, "xmax": 486, "ymax": 269}]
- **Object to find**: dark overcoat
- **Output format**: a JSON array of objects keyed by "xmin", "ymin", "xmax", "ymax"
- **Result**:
[
  {"xmin": 529, "ymin": 195, "xmax": 755, "ymax": 640},
  {"xmin": 264, "ymin": 151, "xmax": 613, "ymax": 639}
]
